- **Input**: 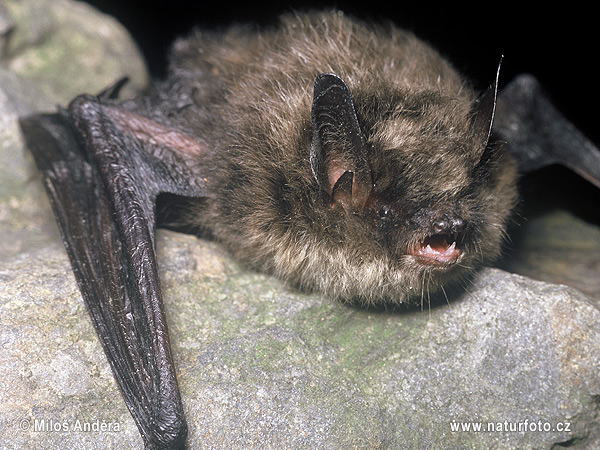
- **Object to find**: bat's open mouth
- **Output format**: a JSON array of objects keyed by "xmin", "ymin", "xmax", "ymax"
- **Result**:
[{"xmin": 411, "ymin": 233, "xmax": 461, "ymax": 266}]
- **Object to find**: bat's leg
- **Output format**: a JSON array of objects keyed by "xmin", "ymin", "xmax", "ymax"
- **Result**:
[{"xmin": 21, "ymin": 108, "xmax": 188, "ymax": 449}]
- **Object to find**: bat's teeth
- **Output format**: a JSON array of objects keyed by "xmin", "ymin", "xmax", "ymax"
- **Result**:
[{"xmin": 412, "ymin": 234, "xmax": 461, "ymax": 265}]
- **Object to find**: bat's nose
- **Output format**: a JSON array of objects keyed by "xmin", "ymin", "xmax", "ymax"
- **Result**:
[{"xmin": 431, "ymin": 216, "xmax": 466, "ymax": 237}]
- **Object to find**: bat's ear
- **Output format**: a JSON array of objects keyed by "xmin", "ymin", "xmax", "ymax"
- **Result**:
[
  {"xmin": 310, "ymin": 73, "xmax": 372, "ymax": 211},
  {"xmin": 471, "ymin": 58, "xmax": 502, "ymax": 150}
]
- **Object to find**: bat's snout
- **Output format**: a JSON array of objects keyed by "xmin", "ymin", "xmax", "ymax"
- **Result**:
[{"xmin": 410, "ymin": 212, "xmax": 466, "ymax": 267}]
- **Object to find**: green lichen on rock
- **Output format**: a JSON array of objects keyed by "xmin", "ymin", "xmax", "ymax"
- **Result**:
[
  {"xmin": 1, "ymin": 0, "xmax": 148, "ymax": 104},
  {"xmin": 151, "ymin": 232, "xmax": 600, "ymax": 449}
]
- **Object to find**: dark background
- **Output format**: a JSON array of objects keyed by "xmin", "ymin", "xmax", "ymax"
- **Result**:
[
  {"xmin": 84, "ymin": 1, "xmax": 596, "ymax": 142},
  {"xmin": 85, "ymin": 1, "xmax": 599, "ymax": 223}
]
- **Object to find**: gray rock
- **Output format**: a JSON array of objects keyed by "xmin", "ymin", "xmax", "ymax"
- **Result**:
[
  {"xmin": 0, "ymin": 0, "xmax": 149, "ymax": 263},
  {"xmin": 500, "ymin": 208, "xmax": 600, "ymax": 303},
  {"xmin": 0, "ymin": 0, "xmax": 148, "ymax": 103},
  {"xmin": 1, "ymin": 232, "xmax": 599, "ymax": 449},
  {"xmin": 0, "ymin": 3, "xmax": 149, "ymax": 446},
  {"xmin": 0, "ymin": 69, "xmax": 62, "ymax": 262},
  {"xmin": 0, "ymin": 243, "xmax": 142, "ymax": 449}
]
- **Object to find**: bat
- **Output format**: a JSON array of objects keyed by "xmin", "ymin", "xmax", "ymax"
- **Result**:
[{"xmin": 18, "ymin": 10, "xmax": 600, "ymax": 449}]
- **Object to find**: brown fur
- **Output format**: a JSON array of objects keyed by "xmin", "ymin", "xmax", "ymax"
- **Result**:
[{"xmin": 145, "ymin": 10, "xmax": 518, "ymax": 303}]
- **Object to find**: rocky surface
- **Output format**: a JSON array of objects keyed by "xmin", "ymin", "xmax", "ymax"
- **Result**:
[
  {"xmin": 0, "ymin": 0, "xmax": 149, "ymax": 263},
  {"xmin": 1, "ymin": 0, "xmax": 148, "ymax": 103},
  {"xmin": 2, "ymin": 233, "xmax": 600, "ymax": 449},
  {"xmin": 1, "ymin": 2, "xmax": 599, "ymax": 449},
  {"xmin": 0, "ymin": 1, "xmax": 147, "ymax": 447},
  {"xmin": 499, "ymin": 166, "xmax": 600, "ymax": 304}
]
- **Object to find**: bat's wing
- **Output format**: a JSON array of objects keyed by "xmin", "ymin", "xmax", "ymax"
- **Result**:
[
  {"xmin": 20, "ymin": 93, "xmax": 210, "ymax": 449},
  {"xmin": 495, "ymin": 74, "xmax": 600, "ymax": 188}
]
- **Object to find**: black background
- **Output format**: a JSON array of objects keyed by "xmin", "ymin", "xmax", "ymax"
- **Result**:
[
  {"xmin": 84, "ymin": 1, "xmax": 596, "ymax": 142},
  {"xmin": 84, "ymin": 1, "xmax": 599, "ymax": 223}
]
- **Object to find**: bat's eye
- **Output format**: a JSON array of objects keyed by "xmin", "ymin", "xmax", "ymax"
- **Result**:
[{"xmin": 378, "ymin": 205, "xmax": 391, "ymax": 219}]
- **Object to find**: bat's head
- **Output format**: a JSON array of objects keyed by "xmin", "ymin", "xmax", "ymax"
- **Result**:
[
  {"xmin": 294, "ymin": 72, "xmax": 517, "ymax": 303},
  {"xmin": 210, "ymin": 70, "xmax": 517, "ymax": 305}
]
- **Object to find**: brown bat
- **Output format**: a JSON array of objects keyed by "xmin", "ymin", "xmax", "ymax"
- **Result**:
[{"xmin": 19, "ymin": 10, "xmax": 600, "ymax": 449}]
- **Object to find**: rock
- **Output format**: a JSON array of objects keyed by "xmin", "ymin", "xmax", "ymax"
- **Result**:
[
  {"xmin": 1, "ymin": 232, "xmax": 599, "ymax": 449},
  {"xmin": 0, "ymin": 0, "xmax": 149, "ymax": 264},
  {"xmin": 0, "ymin": 0, "xmax": 148, "ymax": 104},
  {"xmin": 0, "ymin": 4, "xmax": 149, "ymax": 445},
  {"xmin": 0, "ymin": 69, "xmax": 63, "ymax": 262},
  {"xmin": 501, "ymin": 208, "xmax": 600, "ymax": 303},
  {"xmin": 0, "ymin": 243, "xmax": 143, "ymax": 449},
  {"xmin": 498, "ymin": 166, "xmax": 600, "ymax": 305}
]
